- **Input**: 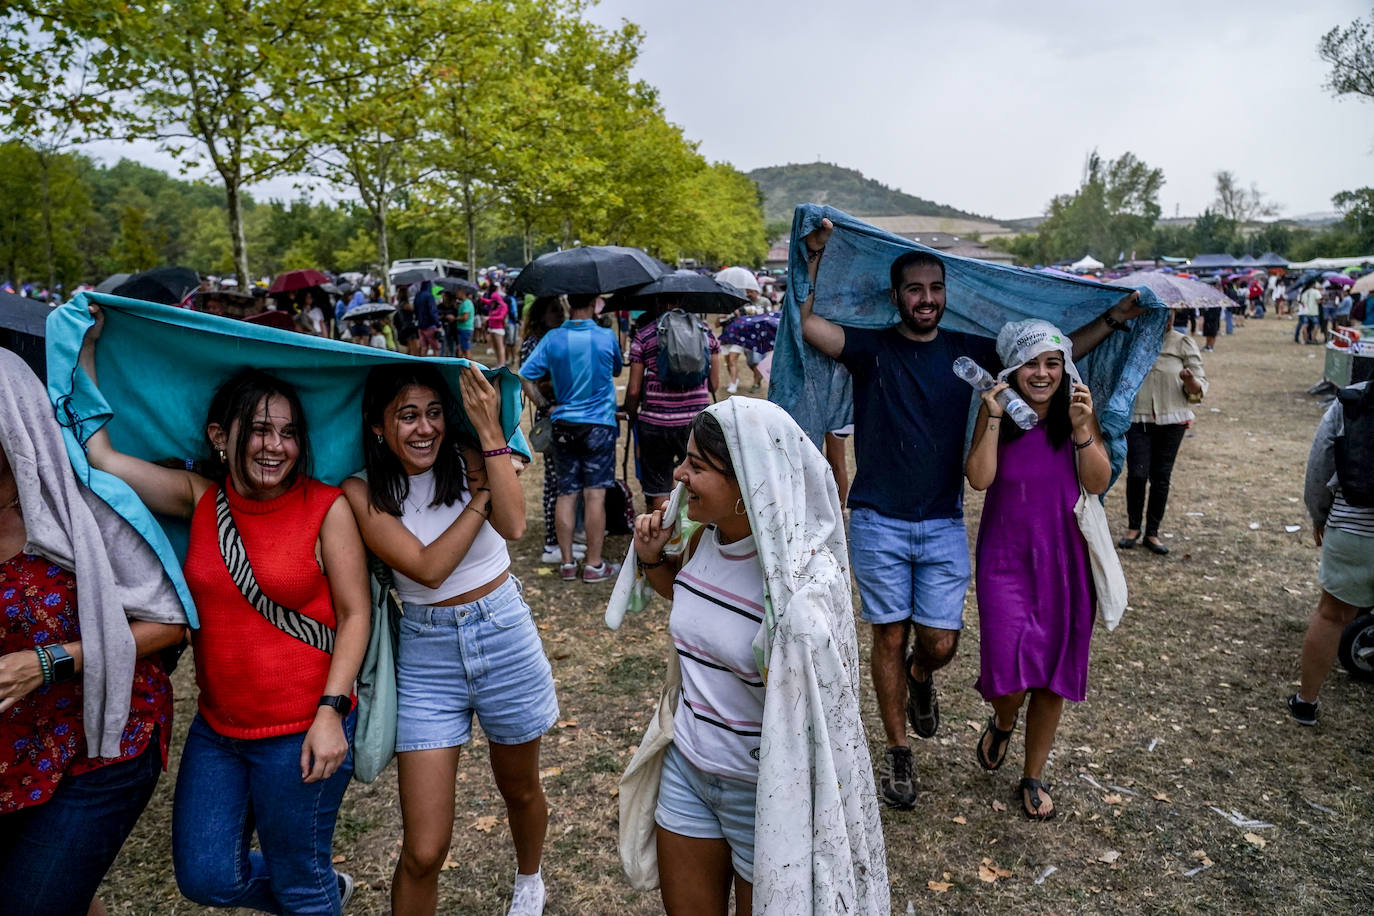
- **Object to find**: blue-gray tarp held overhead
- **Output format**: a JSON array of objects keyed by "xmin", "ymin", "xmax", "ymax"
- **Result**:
[
  {"xmin": 768, "ymin": 205, "xmax": 1169, "ymax": 477},
  {"xmin": 46, "ymin": 292, "xmax": 532, "ymax": 628}
]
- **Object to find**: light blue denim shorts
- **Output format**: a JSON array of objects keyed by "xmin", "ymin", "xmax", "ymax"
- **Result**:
[
  {"xmin": 848, "ymin": 508, "xmax": 971, "ymax": 630},
  {"xmin": 654, "ymin": 743, "xmax": 757, "ymax": 884},
  {"xmin": 395, "ymin": 576, "xmax": 559, "ymax": 751}
]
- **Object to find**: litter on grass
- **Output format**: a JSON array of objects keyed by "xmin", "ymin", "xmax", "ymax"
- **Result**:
[{"xmin": 1209, "ymin": 806, "xmax": 1273, "ymax": 829}]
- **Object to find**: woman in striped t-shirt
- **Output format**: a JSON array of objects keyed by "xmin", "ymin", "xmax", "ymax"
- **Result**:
[{"xmin": 627, "ymin": 400, "xmax": 886, "ymax": 916}]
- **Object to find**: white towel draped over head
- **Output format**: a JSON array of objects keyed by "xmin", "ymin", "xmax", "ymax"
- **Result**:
[
  {"xmin": 705, "ymin": 396, "xmax": 890, "ymax": 916},
  {"xmin": 0, "ymin": 349, "xmax": 185, "ymax": 757}
]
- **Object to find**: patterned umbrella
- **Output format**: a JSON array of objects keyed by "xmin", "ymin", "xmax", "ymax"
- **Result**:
[{"xmin": 1108, "ymin": 271, "xmax": 1232, "ymax": 310}]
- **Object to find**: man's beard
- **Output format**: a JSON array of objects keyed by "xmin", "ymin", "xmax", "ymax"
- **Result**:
[{"xmin": 898, "ymin": 302, "xmax": 944, "ymax": 334}]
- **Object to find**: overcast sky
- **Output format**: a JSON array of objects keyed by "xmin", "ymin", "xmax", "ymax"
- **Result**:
[{"xmin": 84, "ymin": 0, "xmax": 1372, "ymax": 222}]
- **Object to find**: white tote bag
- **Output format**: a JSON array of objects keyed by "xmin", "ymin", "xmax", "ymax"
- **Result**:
[
  {"xmin": 1074, "ymin": 481, "xmax": 1128, "ymax": 630},
  {"xmin": 617, "ymin": 650, "xmax": 681, "ymax": 890}
]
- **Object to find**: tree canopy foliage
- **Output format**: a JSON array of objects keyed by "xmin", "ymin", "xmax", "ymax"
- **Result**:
[
  {"xmin": 0, "ymin": 0, "xmax": 767, "ymax": 290},
  {"xmin": 1319, "ymin": 5, "xmax": 1374, "ymax": 103}
]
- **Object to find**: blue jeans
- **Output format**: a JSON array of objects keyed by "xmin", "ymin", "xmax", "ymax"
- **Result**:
[
  {"xmin": 173, "ymin": 712, "xmax": 355, "ymax": 915},
  {"xmin": 0, "ymin": 734, "xmax": 162, "ymax": 916}
]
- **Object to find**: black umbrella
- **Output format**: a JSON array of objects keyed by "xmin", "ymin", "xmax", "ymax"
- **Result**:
[
  {"xmin": 0, "ymin": 291, "xmax": 51, "ymax": 378},
  {"xmin": 392, "ymin": 267, "xmax": 438, "ymax": 286},
  {"xmin": 619, "ymin": 270, "xmax": 748, "ymax": 314},
  {"xmin": 94, "ymin": 272, "xmax": 132, "ymax": 294},
  {"xmin": 510, "ymin": 245, "xmax": 668, "ymax": 297},
  {"xmin": 343, "ymin": 302, "xmax": 396, "ymax": 320},
  {"xmin": 434, "ymin": 276, "xmax": 481, "ymax": 297},
  {"xmin": 112, "ymin": 266, "xmax": 200, "ymax": 305}
]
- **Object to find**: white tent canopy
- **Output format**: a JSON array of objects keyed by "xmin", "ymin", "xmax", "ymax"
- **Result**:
[
  {"xmin": 1070, "ymin": 254, "xmax": 1105, "ymax": 272},
  {"xmin": 1287, "ymin": 255, "xmax": 1374, "ymax": 270}
]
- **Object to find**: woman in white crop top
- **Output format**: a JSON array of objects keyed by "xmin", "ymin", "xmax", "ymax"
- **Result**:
[{"xmin": 342, "ymin": 364, "xmax": 557, "ymax": 916}]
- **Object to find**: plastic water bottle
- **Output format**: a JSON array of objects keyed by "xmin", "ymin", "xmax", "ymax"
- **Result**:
[{"xmin": 952, "ymin": 356, "xmax": 1038, "ymax": 429}]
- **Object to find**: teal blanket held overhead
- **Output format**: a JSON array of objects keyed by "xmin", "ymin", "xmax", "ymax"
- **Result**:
[
  {"xmin": 769, "ymin": 205, "xmax": 1169, "ymax": 474},
  {"xmin": 46, "ymin": 292, "xmax": 531, "ymax": 628}
]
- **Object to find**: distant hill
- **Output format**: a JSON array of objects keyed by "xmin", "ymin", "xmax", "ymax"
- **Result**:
[{"xmin": 749, "ymin": 162, "xmax": 988, "ymax": 224}]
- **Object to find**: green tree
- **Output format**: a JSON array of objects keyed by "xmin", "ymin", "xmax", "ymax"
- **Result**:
[
  {"xmin": 14, "ymin": 0, "xmax": 377, "ymax": 286},
  {"xmin": 0, "ymin": 141, "xmax": 91, "ymax": 291},
  {"xmin": 1319, "ymin": 6, "xmax": 1374, "ymax": 103},
  {"xmin": 1029, "ymin": 151, "xmax": 1164, "ymax": 263}
]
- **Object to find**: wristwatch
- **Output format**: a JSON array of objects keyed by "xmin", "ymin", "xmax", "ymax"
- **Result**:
[
  {"xmin": 318, "ymin": 695, "xmax": 353, "ymax": 716},
  {"xmin": 43, "ymin": 644, "xmax": 76, "ymax": 683},
  {"xmin": 1103, "ymin": 311, "xmax": 1129, "ymax": 333}
]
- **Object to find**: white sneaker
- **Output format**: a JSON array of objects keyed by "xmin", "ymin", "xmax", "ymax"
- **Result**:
[
  {"xmin": 336, "ymin": 871, "xmax": 355, "ymax": 909},
  {"xmin": 541, "ymin": 544, "xmax": 585, "ymax": 563},
  {"xmin": 727, "ymin": 381, "xmax": 738, "ymax": 394},
  {"xmin": 508, "ymin": 872, "xmax": 545, "ymax": 916}
]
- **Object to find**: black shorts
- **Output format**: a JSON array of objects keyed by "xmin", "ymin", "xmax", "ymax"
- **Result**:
[{"xmin": 636, "ymin": 421, "xmax": 691, "ymax": 498}]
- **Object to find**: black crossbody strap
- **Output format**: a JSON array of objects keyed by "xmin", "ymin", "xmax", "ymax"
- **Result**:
[{"xmin": 215, "ymin": 487, "xmax": 335, "ymax": 654}]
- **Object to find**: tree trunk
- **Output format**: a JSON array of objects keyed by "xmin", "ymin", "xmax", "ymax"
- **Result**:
[
  {"xmin": 226, "ymin": 181, "xmax": 250, "ymax": 288},
  {"xmin": 463, "ymin": 181, "xmax": 477, "ymax": 281},
  {"xmin": 522, "ymin": 216, "xmax": 532, "ymax": 266},
  {"xmin": 377, "ymin": 203, "xmax": 390, "ymax": 281},
  {"xmin": 37, "ymin": 153, "xmax": 57, "ymax": 297}
]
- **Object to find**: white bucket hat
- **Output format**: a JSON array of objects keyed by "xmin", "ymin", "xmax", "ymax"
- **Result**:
[{"xmin": 995, "ymin": 318, "xmax": 1081, "ymax": 387}]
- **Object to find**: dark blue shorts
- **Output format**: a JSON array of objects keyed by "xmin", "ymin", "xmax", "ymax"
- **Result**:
[{"xmin": 552, "ymin": 421, "xmax": 617, "ymax": 495}]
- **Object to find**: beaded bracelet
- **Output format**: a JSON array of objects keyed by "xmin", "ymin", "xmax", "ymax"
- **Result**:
[
  {"xmin": 35, "ymin": 645, "xmax": 53, "ymax": 686},
  {"xmin": 482, "ymin": 446, "xmax": 513, "ymax": 458},
  {"xmin": 637, "ymin": 554, "xmax": 668, "ymax": 570}
]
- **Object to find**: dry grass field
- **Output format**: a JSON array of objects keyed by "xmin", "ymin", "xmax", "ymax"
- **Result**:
[{"xmin": 98, "ymin": 315, "xmax": 1373, "ymax": 914}]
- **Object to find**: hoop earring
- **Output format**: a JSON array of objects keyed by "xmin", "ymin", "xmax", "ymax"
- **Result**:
[{"xmin": 735, "ymin": 498, "xmax": 746, "ymax": 516}]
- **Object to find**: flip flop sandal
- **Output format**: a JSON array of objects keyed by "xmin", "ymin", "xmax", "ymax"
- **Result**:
[
  {"xmin": 1019, "ymin": 777, "xmax": 1057, "ymax": 821},
  {"xmin": 976, "ymin": 715, "xmax": 1016, "ymax": 771}
]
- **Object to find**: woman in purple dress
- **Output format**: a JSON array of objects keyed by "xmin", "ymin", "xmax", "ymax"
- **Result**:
[{"xmin": 965, "ymin": 320, "xmax": 1110, "ymax": 820}]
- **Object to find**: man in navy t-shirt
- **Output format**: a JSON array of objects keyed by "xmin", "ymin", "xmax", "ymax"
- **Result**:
[{"xmin": 799, "ymin": 217, "xmax": 1141, "ymax": 810}]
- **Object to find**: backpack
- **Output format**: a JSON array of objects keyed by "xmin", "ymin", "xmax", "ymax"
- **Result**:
[
  {"xmin": 1335, "ymin": 383, "xmax": 1374, "ymax": 508},
  {"xmin": 654, "ymin": 309, "xmax": 710, "ymax": 389}
]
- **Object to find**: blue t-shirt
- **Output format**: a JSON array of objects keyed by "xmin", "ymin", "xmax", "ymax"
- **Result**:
[
  {"xmin": 520, "ymin": 319, "xmax": 623, "ymax": 427},
  {"xmin": 837, "ymin": 325, "xmax": 1000, "ymax": 522}
]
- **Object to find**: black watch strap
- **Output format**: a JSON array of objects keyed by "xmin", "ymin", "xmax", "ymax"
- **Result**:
[
  {"xmin": 318, "ymin": 694, "xmax": 352, "ymax": 715},
  {"xmin": 1103, "ymin": 312, "xmax": 1129, "ymax": 332},
  {"xmin": 44, "ymin": 644, "xmax": 76, "ymax": 683}
]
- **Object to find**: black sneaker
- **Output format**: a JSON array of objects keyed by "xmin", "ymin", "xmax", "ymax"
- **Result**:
[
  {"xmin": 905, "ymin": 659, "xmax": 940, "ymax": 738},
  {"xmin": 878, "ymin": 746, "xmax": 917, "ymax": 809},
  {"xmin": 1287, "ymin": 693, "xmax": 1319, "ymax": 727}
]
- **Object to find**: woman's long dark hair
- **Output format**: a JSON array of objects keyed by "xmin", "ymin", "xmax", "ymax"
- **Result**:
[
  {"xmin": 204, "ymin": 369, "xmax": 312, "ymax": 490},
  {"xmin": 999, "ymin": 366, "xmax": 1073, "ymax": 449},
  {"xmin": 361, "ymin": 364, "xmax": 474, "ymax": 516}
]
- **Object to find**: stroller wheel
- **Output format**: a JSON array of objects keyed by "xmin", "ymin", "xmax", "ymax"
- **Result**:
[{"xmin": 1338, "ymin": 611, "xmax": 1374, "ymax": 683}]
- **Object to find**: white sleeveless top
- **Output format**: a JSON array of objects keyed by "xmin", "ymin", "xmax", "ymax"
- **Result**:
[
  {"xmin": 390, "ymin": 468, "xmax": 510, "ymax": 604},
  {"xmin": 670, "ymin": 526, "xmax": 767, "ymax": 783}
]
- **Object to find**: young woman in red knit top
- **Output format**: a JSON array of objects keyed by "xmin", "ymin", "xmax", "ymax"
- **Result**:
[{"xmin": 80, "ymin": 306, "xmax": 371, "ymax": 915}]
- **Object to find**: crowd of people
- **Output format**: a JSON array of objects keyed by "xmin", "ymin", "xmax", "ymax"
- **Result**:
[{"xmin": 2, "ymin": 223, "xmax": 1369, "ymax": 916}]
